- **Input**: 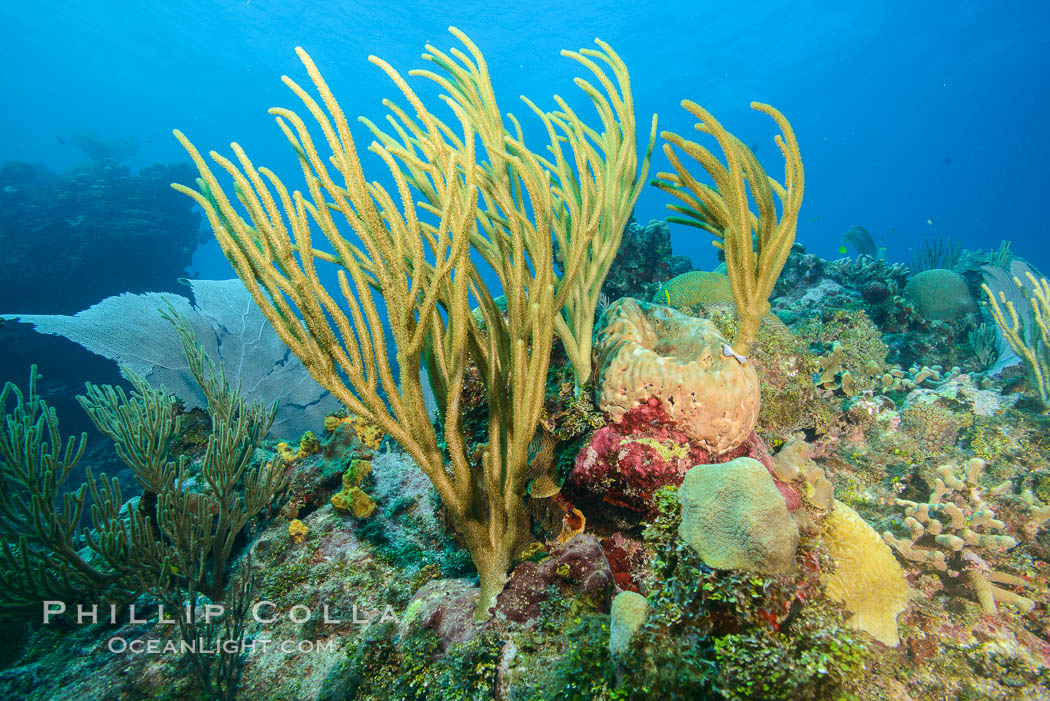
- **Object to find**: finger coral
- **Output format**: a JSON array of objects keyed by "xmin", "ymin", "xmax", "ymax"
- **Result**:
[{"xmin": 883, "ymin": 458, "xmax": 1036, "ymax": 614}]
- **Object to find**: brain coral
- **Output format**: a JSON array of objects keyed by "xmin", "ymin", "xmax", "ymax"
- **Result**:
[
  {"xmin": 677, "ymin": 457, "xmax": 799, "ymax": 574},
  {"xmin": 594, "ymin": 297, "xmax": 760, "ymax": 455},
  {"xmin": 903, "ymin": 268, "xmax": 977, "ymax": 321},
  {"xmin": 655, "ymin": 270, "xmax": 785, "ymax": 332},
  {"xmin": 822, "ymin": 500, "xmax": 911, "ymax": 647}
]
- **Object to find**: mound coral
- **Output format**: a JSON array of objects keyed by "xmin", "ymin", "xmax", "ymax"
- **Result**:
[
  {"xmin": 609, "ymin": 591, "xmax": 650, "ymax": 656},
  {"xmin": 900, "ymin": 401, "xmax": 965, "ymax": 454},
  {"xmin": 903, "ymin": 269, "xmax": 977, "ymax": 321},
  {"xmin": 677, "ymin": 457, "xmax": 800, "ymax": 575},
  {"xmin": 593, "ymin": 297, "xmax": 760, "ymax": 456},
  {"xmin": 569, "ymin": 400, "xmax": 800, "ymax": 513}
]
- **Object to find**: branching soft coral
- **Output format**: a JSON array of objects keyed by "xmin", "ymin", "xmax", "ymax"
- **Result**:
[
  {"xmin": 654, "ymin": 101, "xmax": 804, "ymax": 355},
  {"xmin": 174, "ymin": 29, "xmax": 653, "ymax": 619}
]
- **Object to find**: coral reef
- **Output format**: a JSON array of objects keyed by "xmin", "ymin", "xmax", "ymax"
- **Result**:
[
  {"xmin": 0, "ymin": 159, "xmax": 201, "ymax": 314},
  {"xmin": 5, "ymin": 20, "xmax": 1050, "ymax": 700}
]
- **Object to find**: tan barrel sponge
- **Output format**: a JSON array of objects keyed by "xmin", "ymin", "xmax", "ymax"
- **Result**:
[
  {"xmin": 593, "ymin": 297, "xmax": 760, "ymax": 455},
  {"xmin": 654, "ymin": 101, "xmax": 804, "ymax": 355}
]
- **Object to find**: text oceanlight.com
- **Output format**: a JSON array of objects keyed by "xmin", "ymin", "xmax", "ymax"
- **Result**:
[{"xmin": 107, "ymin": 637, "xmax": 337, "ymax": 655}]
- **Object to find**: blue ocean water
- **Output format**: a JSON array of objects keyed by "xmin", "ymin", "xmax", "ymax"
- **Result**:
[{"xmin": 2, "ymin": 0, "xmax": 1046, "ymax": 276}]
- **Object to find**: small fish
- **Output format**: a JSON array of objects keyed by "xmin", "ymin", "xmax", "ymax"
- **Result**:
[
  {"xmin": 926, "ymin": 218, "xmax": 934, "ymax": 225},
  {"xmin": 942, "ymin": 156, "xmax": 952, "ymax": 165},
  {"xmin": 54, "ymin": 135, "xmax": 66, "ymax": 146},
  {"xmin": 664, "ymin": 288, "xmax": 671, "ymax": 306},
  {"xmin": 837, "ymin": 245, "xmax": 848, "ymax": 254},
  {"xmin": 809, "ymin": 215, "xmax": 821, "ymax": 224}
]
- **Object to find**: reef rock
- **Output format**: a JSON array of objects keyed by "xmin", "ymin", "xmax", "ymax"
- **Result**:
[
  {"xmin": 569, "ymin": 402, "xmax": 801, "ymax": 513},
  {"xmin": 399, "ymin": 578, "xmax": 480, "ymax": 652},
  {"xmin": 677, "ymin": 457, "xmax": 800, "ymax": 574},
  {"xmin": 593, "ymin": 297, "xmax": 760, "ymax": 456},
  {"xmin": 495, "ymin": 534, "xmax": 615, "ymax": 623}
]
